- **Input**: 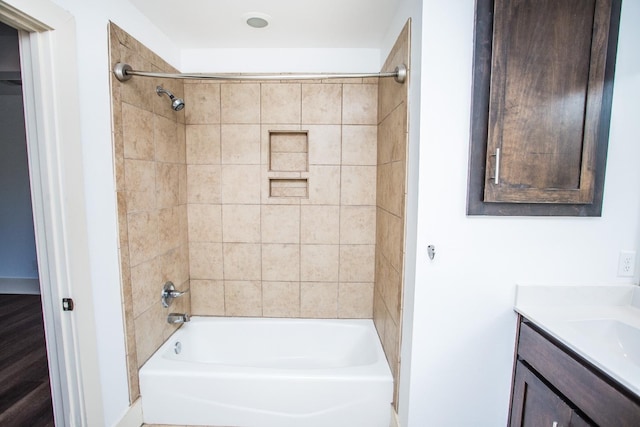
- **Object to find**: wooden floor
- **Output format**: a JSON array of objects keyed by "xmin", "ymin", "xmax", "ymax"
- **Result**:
[{"xmin": 0, "ymin": 294, "xmax": 54, "ymax": 427}]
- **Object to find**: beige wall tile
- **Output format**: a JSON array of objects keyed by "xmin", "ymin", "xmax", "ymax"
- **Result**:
[
  {"xmin": 376, "ymin": 253, "xmax": 402, "ymax": 325},
  {"xmin": 338, "ymin": 282, "xmax": 374, "ymax": 318},
  {"xmin": 300, "ymin": 205, "xmax": 339, "ymax": 244},
  {"xmin": 300, "ymin": 244, "xmax": 339, "ymax": 282},
  {"xmin": 156, "ymin": 163, "xmax": 179, "ymax": 209},
  {"xmin": 187, "ymin": 164, "xmax": 221, "ymax": 203},
  {"xmin": 158, "ymin": 245, "xmax": 189, "ymax": 286},
  {"xmin": 223, "ymin": 243, "xmax": 261, "ymax": 280},
  {"xmin": 189, "ymin": 242, "xmax": 223, "ymax": 279},
  {"xmin": 377, "ymin": 105, "xmax": 407, "ymax": 165},
  {"xmin": 373, "ymin": 289, "xmax": 389, "ymax": 343},
  {"xmin": 383, "ymin": 312, "xmax": 400, "ymax": 379},
  {"xmin": 304, "ymin": 165, "xmax": 340, "ymax": 205},
  {"xmin": 119, "ymin": 50, "xmax": 154, "ymax": 110},
  {"xmin": 126, "ymin": 351, "xmax": 139, "ymax": 401},
  {"xmin": 190, "ymin": 279, "xmax": 225, "ymax": 315},
  {"xmin": 221, "ymin": 83, "xmax": 260, "ymax": 124},
  {"xmin": 376, "ymin": 207, "xmax": 390, "ymax": 261},
  {"xmin": 130, "ymin": 257, "xmax": 161, "ymax": 318},
  {"xmin": 341, "ymin": 165, "xmax": 377, "ymax": 206},
  {"xmin": 340, "ymin": 206, "xmax": 376, "ymax": 244},
  {"xmin": 222, "ymin": 204, "xmax": 261, "ymax": 243},
  {"xmin": 221, "ymin": 165, "xmax": 261, "ymax": 204},
  {"xmin": 186, "ymin": 124, "xmax": 221, "ymax": 164},
  {"xmin": 300, "ymin": 282, "xmax": 338, "ymax": 318},
  {"xmin": 262, "ymin": 84, "xmax": 301, "ymax": 124},
  {"xmin": 176, "ymin": 122, "xmax": 186, "ymax": 163},
  {"xmin": 342, "ymin": 84, "xmax": 378, "ymax": 125},
  {"xmin": 116, "ymin": 193, "xmax": 129, "ymax": 248},
  {"xmin": 134, "ymin": 304, "xmax": 164, "ymax": 367},
  {"xmin": 225, "ymin": 281, "xmax": 262, "ymax": 316},
  {"xmin": 342, "ymin": 125, "xmax": 377, "ymax": 166},
  {"xmin": 124, "ymin": 159, "xmax": 156, "ymax": 212},
  {"xmin": 301, "ymin": 84, "xmax": 342, "ymax": 124},
  {"xmin": 154, "ymin": 115, "xmax": 180, "ymax": 163},
  {"xmin": 187, "ymin": 204, "xmax": 222, "ymax": 242},
  {"xmin": 262, "ymin": 244, "xmax": 300, "ymax": 282},
  {"xmin": 185, "ymin": 83, "xmax": 220, "ymax": 124},
  {"xmin": 122, "ymin": 103, "xmax": 154, "ymax": 160},
  {"xmin": 263, "ymin": 281, "xmax": 300, "ymax": 317},
  {"xmin": 377, "ymin": 161, "xmax": 406, "ymax": 217},
  {"xmin": 339, "ymin": 244, "xmax": 375, "ymax": 282},
  {"xmin": 388, "ymin": 212, "xmax": 405, "ymax": 272},
  {"xmin": 114, "ymin": 141, "xmax": 125, "ymax": 192},
  {"xmin": 158, "ymin": 207, "xmax": 181, "ymax": 254},
  {"xmin": 221, "ymin": 124, "xmax": 261, "ymax": 164},
  {"xmin": 306, "ymin": 125, "xmax": 341, "ymax": 165},
  {"xmin": 127, "ymin": 211, "xmax": 158, "ymax": 267},
  {"xmin": 178, "ymin": 164, "xmax": 187, "ymax": 205},
  {"xmin": 261, "ymin": 205, "xmax": 300, "ymax": 243}
]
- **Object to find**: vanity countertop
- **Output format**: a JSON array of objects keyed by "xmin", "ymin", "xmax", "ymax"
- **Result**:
[{"xmin": 514, "ymin": 284, "xmax": 640, "ymax": 397}]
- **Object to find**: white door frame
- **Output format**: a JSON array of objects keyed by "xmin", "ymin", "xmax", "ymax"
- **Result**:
[{"xmin": 0, "ymin": 1, "xmax": 104, "ymax": 425}]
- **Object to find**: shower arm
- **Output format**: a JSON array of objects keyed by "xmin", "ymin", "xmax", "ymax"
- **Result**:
[{"xmin": 113, "ymin": 62, "xmax": 407, "ymax": 84}]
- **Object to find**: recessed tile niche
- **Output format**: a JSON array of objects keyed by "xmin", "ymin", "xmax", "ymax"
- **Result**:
[{"xmin": 269, "ymin": 130, "xmax": 309, "ymax": 198}]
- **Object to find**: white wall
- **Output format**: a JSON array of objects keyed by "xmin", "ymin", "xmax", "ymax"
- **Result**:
[
  {"xmin": 404, "ymin": 1, "xmax": 640, "ymax": 426},
  {"xmin": 181, "ymin": 48, "xmax": 381, "ymax": 73}
]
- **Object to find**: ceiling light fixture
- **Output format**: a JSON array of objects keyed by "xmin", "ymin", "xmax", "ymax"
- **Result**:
[{"xmin": 245, "ymin": 12, "xmax": 270, "ymax": 29}]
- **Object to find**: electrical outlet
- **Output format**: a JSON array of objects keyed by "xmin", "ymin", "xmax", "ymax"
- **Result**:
[{"xmin": 617, "ymin": 250, "xmax": 636, "ymax": 277}]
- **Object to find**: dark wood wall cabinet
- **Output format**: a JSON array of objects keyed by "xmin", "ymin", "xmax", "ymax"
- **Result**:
[
  {"xmin": 509, "ymin": 319, "xmax": 640, "ymax": 426},
  {"xmin": 467, "ymin": 0, "xmax": 622, "ymax": 216}
]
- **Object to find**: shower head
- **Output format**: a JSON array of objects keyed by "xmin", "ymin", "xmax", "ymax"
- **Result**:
[{"xmin": 156, "ymin": 86, "xmax": 185, "ymax": 111}]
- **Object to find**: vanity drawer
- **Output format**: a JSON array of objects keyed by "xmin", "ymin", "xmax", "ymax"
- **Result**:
[{"xmin": 517, "ymin": 321, "xmax": 640, "ymax": 426}]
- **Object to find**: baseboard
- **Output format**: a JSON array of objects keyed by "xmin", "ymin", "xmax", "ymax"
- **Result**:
[
  {"xmin": 115, "ymin": 398, "xmax": 143, "ymax": 427},
  {"xmin": 0, "ymin": 277, "xmax": 40, "ymax": 294}
]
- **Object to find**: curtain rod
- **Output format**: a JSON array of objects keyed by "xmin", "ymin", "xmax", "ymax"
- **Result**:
[{"xmin": 113, "ymin": 62, "xmax": 407, "ymax": 84}]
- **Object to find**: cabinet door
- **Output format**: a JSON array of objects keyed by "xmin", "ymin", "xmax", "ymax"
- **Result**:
[
  {"xmin": 570, "ymin": 412, "xmax": 594, "ymax": 427},
  {"xmin": 467, "ymin": 0, "xmax": 622, "ymax": 216},
  {"xmin": 484, "ymin": 0, "xmax": 613, "ymax": 204},
  {"xmin": 510, "ymin": 361, "xmax": 572, "ymax": 427}
]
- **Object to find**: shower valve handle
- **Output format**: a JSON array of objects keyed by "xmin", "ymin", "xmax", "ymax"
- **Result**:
[{"xmin": 161, "ymin": 281, "xmax": 189, "ymax": 308}]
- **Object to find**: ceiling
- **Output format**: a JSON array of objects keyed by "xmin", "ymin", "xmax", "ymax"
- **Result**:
[{"xmin": 129, "ymin": 0, "xmax": 400, "ymax": 49}]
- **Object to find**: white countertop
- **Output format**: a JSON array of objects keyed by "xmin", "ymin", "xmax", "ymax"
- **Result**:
[{"xmin": 515, "ymin": 284, "xmax": 640, "ymax": 397}]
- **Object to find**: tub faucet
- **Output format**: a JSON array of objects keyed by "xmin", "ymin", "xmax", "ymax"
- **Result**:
[
  {"xmin": 167, "ymin": 313, "xmax": 190, "ymax": 324},
  {"xmin": 161, "ymin": 281, "xmax": 189, "ymax": 308}
]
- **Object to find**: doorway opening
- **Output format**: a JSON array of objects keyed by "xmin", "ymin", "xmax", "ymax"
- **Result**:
[{"xmin": 0, "ymin": 20, "xmax": 53, "ymax": 426}]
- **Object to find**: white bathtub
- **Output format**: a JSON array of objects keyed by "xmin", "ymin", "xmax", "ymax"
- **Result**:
[{"xmin": 139, "ymin": 316, "xmax": 393, "ymax": 427}]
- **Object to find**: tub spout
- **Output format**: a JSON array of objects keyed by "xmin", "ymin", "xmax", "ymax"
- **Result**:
[{"xmin": 167, "ymin": 313, "xmax": 190, "ymax": 324}]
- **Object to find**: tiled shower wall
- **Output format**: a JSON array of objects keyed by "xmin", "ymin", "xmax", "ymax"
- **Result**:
[
  {"xmin": 110, "ymin": 20, "xmax": 409, "ymax": 409},
  {"xmin": 185, "ymin": 77, "xmax": 378, "ymax": 318},
  {"xmin": 374, "ymin": 21, "xmax": 410, "ymax": 409},
  {"xmin": 109, "ymin": 23, "xmax": 191, "ymax": 402}
]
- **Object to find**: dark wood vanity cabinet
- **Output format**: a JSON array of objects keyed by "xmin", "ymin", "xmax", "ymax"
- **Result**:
[
  {"xmin": 468, "ymin": 0, "xmax": 622, "ymax": 216},
  {"xmin": 511, "ymin": 361, "xmax": 592, "ymax": 427},
  {"xmin": 509, "ymin": 319, "xmax": 640, "ymax": 427}
]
